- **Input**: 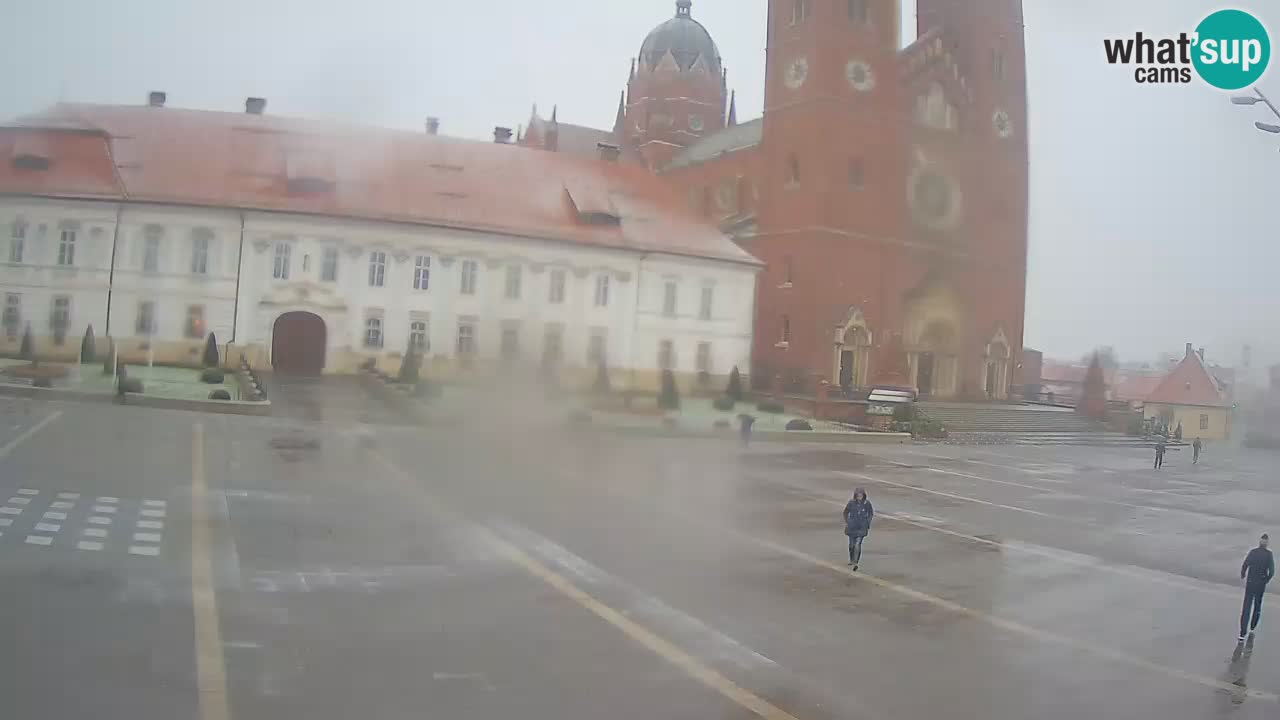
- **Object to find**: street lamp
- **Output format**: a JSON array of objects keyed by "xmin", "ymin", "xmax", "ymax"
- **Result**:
[{"xmin": 1232, "ymin": 87, "xmax": 1280, "ymax": 142}]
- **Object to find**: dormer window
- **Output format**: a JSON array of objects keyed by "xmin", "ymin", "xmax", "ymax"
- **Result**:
[
  {"xmin": 285, "ymin": 149, "xmax": 335, "ymax": 193},
  {"xmin": 11, "ymin": 133, "xmax": 52, "ymax": 170}
]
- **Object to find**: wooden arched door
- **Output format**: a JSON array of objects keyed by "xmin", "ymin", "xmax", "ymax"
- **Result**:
[{"xmin": 271, "ymin": 312, "xmax": 326, "ymax": 375}]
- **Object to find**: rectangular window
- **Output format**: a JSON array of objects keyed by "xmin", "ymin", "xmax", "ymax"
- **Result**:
[
  {"xmin": 1200, "ymin": 413, "xmax": 1210, "ymax": 431},
  {"xmin": 587, "ymin": 331, "xmax": 607, "ymax": 367},
  {"xmin": 659, "ymin": 340, "xmax": 675, "ymax": 371},
  {"xmin": 273, "ymin": 243, "xmax": 291, "ymax": 280},
  {"xmin": 368, "ymin": 251, "xmax": 386, "ymax": 287},
  {"xmin": 500, "ymin": 326, "xmax": 520, "ymax": 361},
  {"xmin": 848, "ymin": 0, "xmax": 868, "ymax": 22},
  {"xmin": 783, "ymin": 256, "xmax": 794, "ymax": 285},
  {"xmin": 699, "ymin": 286, "xmax": 714, "ymax": 321},
  {"xmin": 456, "ymin": 321, "xmax": 476, "ymax": 356},
  {"xmin": 414, "ymin": 255, "xmax": 431, "ymax": 291},
  {"xmin": 136, "ymin": 300, "xmax": 156, "ymax": 336},
  {"xmin": 191, "ymin": 235, "xmax": 209, "ymax": 275},
  {"xmin": 185, "ymin": 305, "xmax": 205, "ymax": 339},
  {"xmin": 663, "ymin": 281, "xmax": 678, "ymax": 317},
  {"xmin": 594, "ymin": 275, "xmax": 610, "ymax": 307},
  {"xmin": 781, "ymin": 315, "xmax": 791, "ymax": 343},
  {"xmin": 2, "ymin": 294, "xmax": 20, "ymax": 338},
  {"xmin": 9, "ymin": 220, "xmax": 26, "ymax": 263},
  {"xmin": 143, "ymin": 235, "xmax": 161, "ymax": 273},
  {"xmin": 543, "ymin": 324, "xmax": 563, "ymax": 366},
  {"xmin": 302, "ymin": 254, "xmax": 311, "ymax": 272},
  {"xmin": 50, "ymin": 296, "xmax": 70, "ymax": 344},
  {"xmin": 992, "ymin": 48, "xmax": 1006, "ymax": 81},
  {"xmin": 364, "ymin": 317, "xmax": 383, "ymax": 348},
  {"xmin": 792, "ymin": 0, "xmax": 808, "ymax": 24},
  {"xmin": 57, "ymin": 229, "xmax": 76, "ymax": 266},
  {"xmin": 409, "ymin": 320, "xmax": 429, "ymax": 352},
  {"xmin": 321, "ymin": 247, "xmax": 339, "ymax": 282},
  {"xmin": 696, "ymin": 342, "xmax": 712, "ymax": 374},
  {"xmin": 848, "ymin": 157, "xmax": 865, "ymax": 189},
  {"xmin": 549, "ymin": 269, "xmax": 566, "ymax": 304},
  {"xmin": 505, "ymin": 264, "xmax": 522, "ymax": 300},
  {"xmin": 461, "ymin": 260, "xmax": 478, "ymax": 295}
]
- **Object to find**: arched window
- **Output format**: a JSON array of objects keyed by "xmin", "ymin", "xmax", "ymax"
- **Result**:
[
  {"xmin": 916, "ymin": 83, "xmax": 957, "ymax": 130},
  {"xmin": 787, "ymin": 154, "xmax": 800, "ymax": 187}
]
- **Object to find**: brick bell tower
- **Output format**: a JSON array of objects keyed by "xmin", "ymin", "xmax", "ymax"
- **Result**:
[
  {"xmin": 624, "ymin": 0, "xmax": 729, "ymax": 170},
  {"xmin": 752, "ymin": 0, "xmax": 907, "ymax": 393}
]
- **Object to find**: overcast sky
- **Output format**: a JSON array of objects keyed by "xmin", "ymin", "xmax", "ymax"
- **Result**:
[{"xmin": 4, "ymin": 0, "xmax": 1278, "ymax": 369}]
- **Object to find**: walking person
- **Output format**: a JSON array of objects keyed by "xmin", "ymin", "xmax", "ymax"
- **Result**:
[
  {"xmin": 738, "ymin": 413, "xmax": 756, "ymax": 447},
  {"xmin": 1154, "ymin": 435, "xmax": 1167, "ymax": 469},
  {"xmin": 1193, "ymin": 437, "xmax": 1203, "ymax": 465},
  {"xmin": 1240, "ymin": 534, "xmax": 1275, "ymax": 640},
  {"xmin": 843, "ymin": 488, "xmax": 874, "ymax": 571}
]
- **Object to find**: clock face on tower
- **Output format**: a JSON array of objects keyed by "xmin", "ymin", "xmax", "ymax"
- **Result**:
[
  {"xmin": 784, "ymin": 57, "xmax": 809, "ymax": 90},
  {"xmin": 845, "ymin": 60, "xmax": 876, "ymax": 92}
]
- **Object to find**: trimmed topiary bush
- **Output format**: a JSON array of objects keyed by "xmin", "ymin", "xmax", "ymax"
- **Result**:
[
  {"xmin": 200, "ymin": 369, "xmax": 225, "ymax": 384},
  {"xmin": 397, "ymin": 348, "xmax": 422, "ymax": 385},
  {"xmin": 33, "ymin": 377, "xmax": 52, "ymax": 389},
  {"xmin": 659, "ymin": 369, "xmax": 680, "ymax": 410},
  {"xmin": 712, "ymin": 396, "xmax": 735, "ymax": 412},
  {"xmin": 726, "ymin": 366, "xmax": 743, "ymax": 402},
  {"xmin": 592, "ymin": 360, "xmax": 611, "ymax": 395},
  {"xmin": 120, "ymin": 378, "xmax": 144, "ymax": 394},
  {"xmin": 19, "ymin": 325, "xmax": 33, "ymax": 360},
  {"xmin": 208, "ymin": 389, "xmax": 231, "ymax": 401},
  {"xmin": 203, "ymin": 334, "xmax": 220, "ymax": 368},
  {"xmin": 786, "ymin": 419, "xmax": 813, "ymax": 431},
  {"xmin": 80, "ymin": 325, "xmax": 97, "ymax": 364},
  {"xmin": 756, "ymin": 400, "xmax": 785, "ymax": 414}
]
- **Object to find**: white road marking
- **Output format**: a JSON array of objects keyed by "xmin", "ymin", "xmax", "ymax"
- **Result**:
[
  {"xmin": 0, "ymin": 507, "xmax": 23, "ymax": 515},
  {"xmin": 0, "ymin": 519, "xmax": 11, "ymax": 527},
  {"xmin": 143, "ymin": 500, "xmax": 167, "ymax": 507},
  {"xmin": 82, "ymin": 528, "xmax": 108, "ymax": 538},
  {"xmin": 24, "ymin": 535, "xmax": 52, "ymax": 546},
  {"xmin": 838, "ymin": 471, "xmax": 1069, "ymax": 521},
  {"xmin": 133, "ymin": 533, "xmax": 162, "ymax": 543},
  {"xmin": 34, "ymin": 522, "xmax": 61, "ymax": 532},
  {"xmin": 7, "ymin": 497, "xmax": 31, "ymax": 505},
  {"xmin": 97, "ymin": 497, "xmax": 119, "ymax": 504},
  {"xmin": 50, "ymin": 501, "xmax": 74, "ymax": 509},
  {"xmin": 43, "ymin": 511, "xmax": 67, "ymax": 521},
  {"xmin": 0, "ymin": 411, "xmax": 62, "ymax": 459},
  {"xmin": 77, "ymin": 541, "xmax": 104, "ymax": 551},
  {"xmin": 56, "ymin": 492, "xmax": 80, "ymax": 500},
  {"xmin": 16, "ymin": 488, "xmax": 38, "ymax": 496},
  {"xmin": 88, "ymin": 516, "xmax": 112, "ymax": 525},
  {"xmin": 136, "ymin": 520, "xmax": 164, "ymax": 530},
  {"xmin": 140, "ymin": 509, "xmax": 166, "ymax": 518},
  {"xmin": 92, "ymin": 505, "xmax": 117, "ymax": 514},
  {"xmin": 129, "ymin": 545, "xmax": 160, "ymax": 557}
]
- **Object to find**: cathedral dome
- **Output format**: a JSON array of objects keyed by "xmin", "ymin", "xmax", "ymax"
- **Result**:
[{"xmin": 638, "ymin": 1, "xmax": 722, "ymax": 74}]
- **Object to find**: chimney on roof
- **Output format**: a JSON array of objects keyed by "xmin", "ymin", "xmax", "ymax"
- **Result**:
[
  {"xmin": 1185, "ymin": 342, "xmax": 1194, "ymax": 359},
  {"xmin": 1198, "ymin": 347, "xmax": 1205, "ymax": 361},
  {"xmin": 494, "ymin": 126, "xmax": 513, "ymax": 144},
  {"xmin": 425, "ymin": 117, "xmax": 440, "ymax": 135},
  {"xmin": 245, "ymin": 97, "xmax": 267, "ymax": 115},
  {"xmin": 597, "ymin": 143, "xmax": 621, "ymax": 163},
  {"xmin": 148, "ymin": 91, "xmax": 167, "ymax": 108}
]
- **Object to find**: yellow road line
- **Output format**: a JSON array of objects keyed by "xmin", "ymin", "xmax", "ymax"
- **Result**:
[
  {"xmin": 372, "ymin": 453, "xmax": 801, "ymax": 720},
  {"xmin": 191, "ymin": 424, "xmax": 231, "ymax": 720},
  {"xmin": 0, "ymin": 410, "xmax": 62, "ymax": 458}
]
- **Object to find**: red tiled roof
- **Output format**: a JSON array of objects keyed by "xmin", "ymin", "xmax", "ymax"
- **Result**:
[
  {"xmin": 1111, "ymin": 372, "xmax": 1165, "ymax": 402},
  {"xmin": 3, "ymin": 103, "xmax": 758, "ymax": 266},
  {"xmin": 1146, "ymin": 351, "xmax": 1228, "ymax": 408}
]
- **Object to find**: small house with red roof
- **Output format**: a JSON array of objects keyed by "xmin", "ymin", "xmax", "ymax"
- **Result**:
[{"xmin": 1143, "ymin": 343, "xmax": 1233, "ymax": 440}]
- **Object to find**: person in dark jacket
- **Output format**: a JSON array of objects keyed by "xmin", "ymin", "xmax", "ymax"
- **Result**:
[
  {"xmin": 843, "ymin": 488, "xmax": 874, "ymax": 571},
  {"xmin": 1240, "ymin": 534, "xmax": 1275, "ymax": 640},
  {"xmin": 1154, "ymin": 436, "xmax": 1167, "ymax": 469},
  {"xmin": 1193, "ymin": 437, "xmax": 1203, "ymax": 465},
  {"xmin": 738, "ymin": 414, "xmax": 756, "ymax": 447}
]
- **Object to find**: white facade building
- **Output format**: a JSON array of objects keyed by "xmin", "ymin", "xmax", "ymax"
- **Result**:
[{"xmin": 0, "ymin": 101, "xmax": 759, "ymax": 391}]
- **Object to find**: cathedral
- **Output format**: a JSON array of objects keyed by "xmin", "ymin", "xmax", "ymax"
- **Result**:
[{"xmin": 521, "ymin": 0, "xmax": 1028, "ymax": 400}]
